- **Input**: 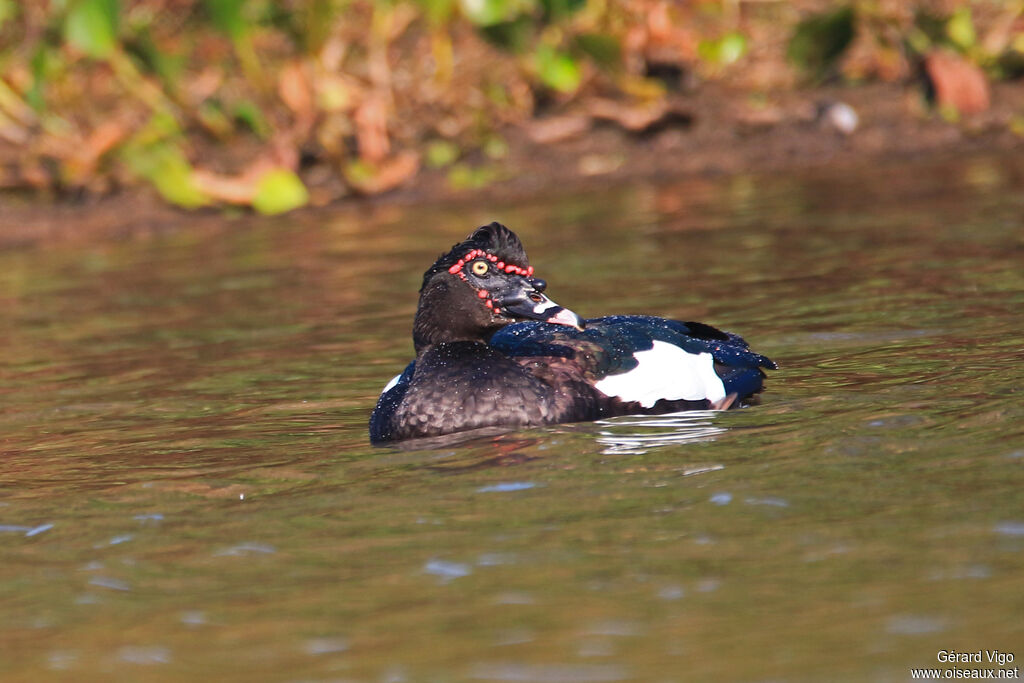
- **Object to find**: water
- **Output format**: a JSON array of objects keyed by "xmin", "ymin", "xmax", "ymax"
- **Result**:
[{"xmin": 1, "ymin": 155, "xmax": 1022, "ymax": 682}]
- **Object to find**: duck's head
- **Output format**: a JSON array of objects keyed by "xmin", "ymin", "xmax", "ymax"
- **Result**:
[{"xmin": 413, "ymin": 222, "xmax": 584, "ymax": 351}]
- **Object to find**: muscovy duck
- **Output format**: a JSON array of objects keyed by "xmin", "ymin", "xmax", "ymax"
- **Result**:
[{"xmin": 370, "ymin": 222, "xmax": 775, "ymax": 443}]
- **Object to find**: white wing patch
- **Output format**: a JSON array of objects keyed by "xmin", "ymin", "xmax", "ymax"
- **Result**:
[
  {"xmin": 593, "ymin": 341, "xmax": 726, "ymax": 407},
  {"xmin": 381, "ymin": 373, "xmax": 402, "ymax": 395}
]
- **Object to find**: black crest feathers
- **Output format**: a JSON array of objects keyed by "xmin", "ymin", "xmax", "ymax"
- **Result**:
[{"xmin": 420, "ymin": 222, "xmax": 529, "ymax": 291}]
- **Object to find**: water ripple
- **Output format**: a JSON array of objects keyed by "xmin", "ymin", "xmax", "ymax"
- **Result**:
[
  {"xmin": 303, "ymin": 637, "xmax": 349, "ymax": 655},
  {"xmin": 744, "ymin": 496, "xmax": 789, "ymax": 507},
  {"xmin": 214, "ymin": 543, "xmax": 276, "ymax": 556},
  {"xmin": 469, "ymin": 662, "xmax": 629, "ymax": 682},
  {"xmin": 89, "ymin": 576, "xmax": 131, "ymax": 592},
  {"xmin": 994, "ymin": 522, "xmax": 1024, "ymax": 537},
  {"xmin": 886, "ymin": 615, "xmax": 947, "ymax": 635},
  {"xmin": 424, "ymin": 559, "xmax": 472, "ymax": 582},
  {"xmin": 0, "ymin": 522, "xmax": 54, "ymax": 537},
  {"xmin": 477, "ymin": 482, "xmax": 537, "ymax": 493},
  {"xmin": 116, "ymin": 646, "xmax": 171, "ymax": 665}
]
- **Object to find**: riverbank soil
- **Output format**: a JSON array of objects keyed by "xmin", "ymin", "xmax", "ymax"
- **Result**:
[{"xmin": 1, "ymin": 80, "xmax": 1022, "ymax": 248}]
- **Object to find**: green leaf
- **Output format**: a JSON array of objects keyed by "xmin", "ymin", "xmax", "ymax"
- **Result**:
[
  {"xmin": 699, "ymin": 31, "xmax": 748, "ymax": 65},
  {"xmin": 447, "ymin": 163, "xmax": 497, "ymax": 190},
  {"xmin": 478, "ymin": 16, "xmax": 533, "ymax": 52},
  {"xmin": 64, "ymin": 0, "xmax": 120, "ymax": 59},
  {"xmin": 718, "ymin": 32, "xmax": 748, "ymax": 65},
  {"xmin": 123, "ymin": 142, "xmax": 208, "ymax": 208},
  {"xmin": 344, "ymin": 160, "xmax": 374, "ymax": 186},
  {"xmin": 787, "ymin": 6, "xmax": 855, "ymax": 79},
  {"xmin": 233, "ymin": 100, "xmax": 272, "ymax": 139},
  {"xmin": 1010, "ymin": 115, "xmax": 1024, "ymax": 138},
  {"xmin": 252, "ymin": 168, "xmax": 309, "ymax": 215},
  {"xmin": 0, "ymin": 0, "xmax": 19, "ymax": 31},
  {"xmin": 28, "ymin": 46, "xmax": 55, "ymax": 111},
  {"xmin": 539, "ymin": 0, "xmax": 585, "ymax": 21},
  {"xmin": 946, "ymin": 7, "xmax": 976, "ymax": 51},
  {"xmin": 132, "ymin": 110, "xmax": 181, "ymax": 146},
  {"xmin": 425, "ymin": 139, "xmax": 460, "ymax": 168},
  {"xmin": 483, "ymin": 135, "xmax": 508, "ymax": 160},
  {"xmin": 534, "ymin": 45, "xmax": 581, "ymax": 93},
  {"xmin": 416, "ymin": 0, "xmax": 456, "ymax": 25},
  {"xmin": 197, "ymin": 101, "xmax": 233, "ymax": 137},
  {"xmin": 296, "ymin": 0, "xmax": 338, "ymax": 52},
  {"xmin": 906, "ymin": 26, "xmax": 932, "ymax": 56},
  {"xmin": 575, "ymin": 33, "xmax": 622, "ymax": 71},
  {"xmin": 204, "ymin": 0, "xmax": 247, "ymax": 40},
  {"xmin": 123, "ymin": 27, "xmax": 186, "ymax": 82},
  {"xmin": 913, "ymin": 11, "xmax": 948, "ymax": 48},
  {"xmin": 458, "ymin": 0, "xmax": 526, "ymax": 27}
]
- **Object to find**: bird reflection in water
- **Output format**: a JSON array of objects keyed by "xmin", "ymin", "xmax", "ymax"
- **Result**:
[
  {"xmin": 377, "ymin": 409, "xmax": 729, "ymax": 467},
  {"xmin": 593, "ymin": 410, "xmax": 728, "ymax": 455}
]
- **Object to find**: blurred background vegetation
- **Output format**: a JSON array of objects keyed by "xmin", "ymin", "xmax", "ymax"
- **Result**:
[{"xmin": 0, "ymin": 0, "xmax": 1021, "ymax": 213}]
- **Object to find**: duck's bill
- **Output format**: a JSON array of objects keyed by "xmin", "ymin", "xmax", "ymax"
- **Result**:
[
  {"xmin": 503, "ymin": 295, "xmax": 585, "ymax": 330},
  {"xmin": 544, "ymin": 306, "xmax": 586, "ymax": 330}
]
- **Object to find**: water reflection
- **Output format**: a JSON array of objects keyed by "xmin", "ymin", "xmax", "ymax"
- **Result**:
[
  {"xmin": 374, "ymin": 409, "xmax": 732, "ymax": 459},
  {"xmin": 593, "ymin": 410, "xmax": 728, "ymax": 455}
]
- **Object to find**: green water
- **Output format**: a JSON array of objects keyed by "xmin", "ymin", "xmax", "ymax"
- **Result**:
[{"xmin": 1, "ymin": 156, "xmax": 1022, "ymax": 682}]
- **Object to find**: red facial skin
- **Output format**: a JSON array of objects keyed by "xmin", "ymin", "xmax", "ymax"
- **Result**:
[
  {"xmin": 447, "ymin": 249, "xmax": 535, "ymax": 316},
  {"xmin": 447, "ymin": 249, "xmax": 534, "ymax": 278}
]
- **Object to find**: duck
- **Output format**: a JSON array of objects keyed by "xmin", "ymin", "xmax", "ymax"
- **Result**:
[{"xmin": 369, "ymin": 222, "xmax": 775, "ymax": 443}]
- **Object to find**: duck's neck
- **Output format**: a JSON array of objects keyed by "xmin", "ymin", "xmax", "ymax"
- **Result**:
[
  {"xmin": 411, "ymin": 302, "xmax": 491, "ymax": 355},
  {"xmin": 413, "ymin": 318, "xmax": 498, "ymax": 353},
  {"xmin": 412, "ymin": 275, "xmax": 507, "ymax": 353}
]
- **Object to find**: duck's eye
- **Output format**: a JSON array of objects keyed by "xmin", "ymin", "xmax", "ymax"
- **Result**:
[{"xmin": 471, "ymin": 260, "xmax": 489, "ymax": 276}]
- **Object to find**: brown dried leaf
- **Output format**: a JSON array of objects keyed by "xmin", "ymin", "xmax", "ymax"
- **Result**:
[
  {"xmin": 347, "ymin": 151, "xmax": 419, "ymax": 195},
  {"xmin": 62, "ymin": 119, "xmax": 128, "ymax": 185},
  {"xmin": 924, "ymin": 49, "xmax": 990, "ymax": 115},
  {"xmin": 187, "ymin": 66, "xmax": 224, "ymax": 103},
  {"xmin": 647, "ymin": 2, "xmax": 674, "ymax": 44},
  {"xmin": 526, "ymin": 115, "xmax": 591, "ymax": 144},
  {"xmin": 636, "ymin": 1, "xmax": 697, "ymax": 63},
  {"xmin": 192, "ymin": 159, "xmax": 273, "ymax": 205},
  {"xmin": 268, "ymin": 133, "xmax": 300, "ymax": 171},
  {"xmin": 587, "ymin": 97, "xmax": 690, "ymax": 134},
  {"xmin": 278, "ymin": 59, "xmax": 314, "ymax": 119},
  {"xmin": 192, "ymin": 171, "xmax": 256, "ymax": 204},
  {"xmin": 735, "ymin": 104, "xmax": 785, "ymax": 128},
  {"xmin": 0, "ymin": 116, "xmax": 29, "ymax": 145},
  {"xmin": 20, "ymin": 161, "xmax": 52, "ymax": 189},
  {"xmin": 355, "ymin": 95, "xmax": 391, "ymax": 163},
  {"xmin": 82, "ymin": 120, "xmax": 127, "ymax": 165},
  {"xmin": 577, "ymin": 153, "xmax": 623, "ymax": 176}
]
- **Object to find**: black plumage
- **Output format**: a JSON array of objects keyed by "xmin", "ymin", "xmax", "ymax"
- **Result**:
[{"xmin": 370, "ymin": 223, "xmax": 775, "ymax": 443}]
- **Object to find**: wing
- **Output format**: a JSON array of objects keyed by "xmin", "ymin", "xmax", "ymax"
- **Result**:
[
  {"xmin": 490, "ymin": 315, "xmax": 775, "ymax": 407},
  {"xmin": 369, "ymin": 361, "xmax": 416, "ymax": 443}
]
